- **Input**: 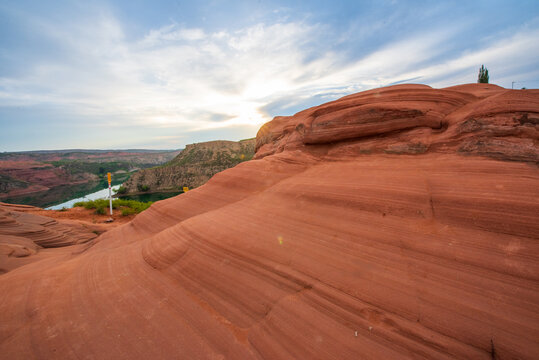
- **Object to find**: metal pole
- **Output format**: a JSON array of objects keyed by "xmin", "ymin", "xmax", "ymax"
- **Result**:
[{"xmin": 107, "ymin": 172, "xmax": 113, "ymax": 216}]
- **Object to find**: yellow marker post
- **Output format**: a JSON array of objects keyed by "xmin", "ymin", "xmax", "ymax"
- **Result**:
[{"xmin": 107, "ymin": 172, "xmax": 113, "ymax": 216}]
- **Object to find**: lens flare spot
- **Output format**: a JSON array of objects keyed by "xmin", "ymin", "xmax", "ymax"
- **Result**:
[{"xmin": 278, "ymin": 235, "xmax": 283, "ymax": 245}]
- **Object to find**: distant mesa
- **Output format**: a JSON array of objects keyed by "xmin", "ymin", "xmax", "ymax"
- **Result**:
[
  {"xmin": 0, "ymin": 84, "xmax": 538, "ymax": 359},
  {"xmin": 121, "ymin": 139, "xmax": 256, "ymax": 195}
]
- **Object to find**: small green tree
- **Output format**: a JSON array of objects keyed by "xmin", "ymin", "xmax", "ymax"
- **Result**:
[
  {"xmin": 138, "ymin": 184, "xmax": 150, "ymax": 192},
  {"xmin": 478, "ymin": 65, "xmax": 489, "ymax": 83}
]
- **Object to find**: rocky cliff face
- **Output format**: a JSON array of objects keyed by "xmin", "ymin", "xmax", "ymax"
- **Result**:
[
  {"xmin": 123, "ymin": 139, "xmax": 255, "ymax": 193},
  {"xmin": 0, "ymin": 84, "xmax": 538, "ymax": 359}
]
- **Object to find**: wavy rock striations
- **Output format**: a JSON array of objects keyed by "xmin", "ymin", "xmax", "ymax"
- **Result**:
[
  {"xmin": 0, "ymin": 202, "xmax": 97, "ymax": 273},
  {"xmin": 0, "ymin": 84, "xmax": 538, "ymax": 359}
]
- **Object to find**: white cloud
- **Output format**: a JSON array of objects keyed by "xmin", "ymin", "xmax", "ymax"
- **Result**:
[
  {"xmin": 363, "ymin": 26, "xmax": 539, "ymax": 89},
  {"xmin": 0, "ymin": 10, "xmax": 538, "ymax": 150},
  {"xmin": 142, "ymin": 25, "xmax": 206, "ymax": 46}
]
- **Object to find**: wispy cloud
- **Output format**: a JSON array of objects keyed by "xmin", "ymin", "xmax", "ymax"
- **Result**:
[
  {"xmin": 1, "ymin": 17, "xmax": 329, "ymax": 131},
  {"xmin": 0, "ymin": 3, "xmax": 538, "ymax": 150}
]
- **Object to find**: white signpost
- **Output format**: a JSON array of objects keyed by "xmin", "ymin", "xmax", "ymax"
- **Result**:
[{"xmin": 107, "ymin": 172, "xmax": 113, "ymax": 216}]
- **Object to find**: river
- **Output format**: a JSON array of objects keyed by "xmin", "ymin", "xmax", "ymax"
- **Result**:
[
  {"xmin": 45, "ymin": 186, "xmax": 182, "ymax": 210},
  {"xmin": 46, "ymin": 185, "xmax": 121, "ymax": 210}
]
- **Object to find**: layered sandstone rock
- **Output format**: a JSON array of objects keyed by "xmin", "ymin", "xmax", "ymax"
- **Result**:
[
  {"xmin": 0, "ymin": 202, "xmax": 97, "ymax": 273},
  {"xmin": 255, "ymin": 84, "xmax": 538, "ymax": 163},
  {"xmin": 0, "ymin": 84, "xmax": 538, "ymax": 359}
]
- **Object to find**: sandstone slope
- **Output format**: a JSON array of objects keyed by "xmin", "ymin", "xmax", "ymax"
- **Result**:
[{"xmin": 0, "ymin": 84, "xmax": 538, "ymax": 359}]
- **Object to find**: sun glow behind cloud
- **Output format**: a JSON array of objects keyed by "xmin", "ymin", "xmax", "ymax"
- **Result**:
[{"xmin": 0, "ymin": 2, "xmax": 538, "ymax": 150}]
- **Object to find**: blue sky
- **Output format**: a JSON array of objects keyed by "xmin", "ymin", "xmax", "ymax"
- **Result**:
[{"xmin": 1, "ymin": 0, "xmax": 538, "ymax": 151}]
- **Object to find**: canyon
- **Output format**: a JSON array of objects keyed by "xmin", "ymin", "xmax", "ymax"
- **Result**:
[
  {"xmin": 0, "ymin": 150, "xmax": 180, "ymax": 207},
  {"xmin": 122, "ymin": 139, "xmax": 255, "ymax": 194},
  {"xmin": 0, "ymin": 84, "xmax": 538, "ymax": 359}
]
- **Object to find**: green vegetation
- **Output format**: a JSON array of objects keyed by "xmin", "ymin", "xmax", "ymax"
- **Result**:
[
  {"xmin": 73, "ymin": 199, "xmax": 153, "ymax": 216},
  {"xmin": 173, "ymin": 148, "xmax": 203, "ymax": 167},
  {"xmin": 95, "ymin": 206, "xmax": 106, "ymax": 215},
  {"xmin": 138, "ymin": 184, "xmax": 150, "ymax": 192},
  {"xmin": 47, "ymin": 160, "xmax": 132, "ymax": 175},
  {"xmin": 0, "ymin": 173, "xmax": 28, "ymax": 192},
  {"xmin": 172, "ymin": 148, "xmax": 252, "ymax": 168},
  {"xmin": 121, "ymin": 207, "xmax": 136, "ymax": 216},
  {"xmin": 165, "ymin": 141, "xmax": 255, "ymax": 169},
  {"xmin": 478, "ymin": 65, "xmax": 489, "ymax": 83},
  {"xmin": 115, "ymin": 185, "xmax": 127, "ymax": 194},
  {"xmin": 46, "ymin": 159, "xmax": 136, "ymax": 186}
]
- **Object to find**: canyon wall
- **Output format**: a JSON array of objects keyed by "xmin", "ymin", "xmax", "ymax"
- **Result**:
[{"xmin": 122, "ymin": 139, "xmax": 255, "ymax": 194}]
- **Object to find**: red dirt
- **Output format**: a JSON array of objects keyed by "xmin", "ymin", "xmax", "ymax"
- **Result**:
[
  {"xmin": 22, "ymin": 205, "xmax": 135, "ymax": 225},
  {"xmin": 0, "ymin": 84, "xmax": 538, "ymax": 359}
]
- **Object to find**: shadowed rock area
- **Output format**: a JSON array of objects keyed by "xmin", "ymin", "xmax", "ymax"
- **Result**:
[{"xmin": 0, "ymin": 84, "xmax": 538, "ymax": 359}]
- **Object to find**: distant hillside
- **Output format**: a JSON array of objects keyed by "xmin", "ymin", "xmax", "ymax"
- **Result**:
[
  {"xmin": 122, "ymin": 139, "xmax": 256, "ymax": 194},
  {"xmin": 0, "ymin": 149, "xmax": 181, "ymax": 163},
  {"xmin": 0, "ymin": 149, "xmax": 181, "ymax": 207}
]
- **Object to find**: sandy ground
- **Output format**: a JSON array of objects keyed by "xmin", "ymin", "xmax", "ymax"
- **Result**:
[
  {"xmin": 1, "ymin": 203, "xmax": 135, "ymax": 241},
  {"xmin": 24, "ymin": 206, "xmax": 135, "ymax": 234}
]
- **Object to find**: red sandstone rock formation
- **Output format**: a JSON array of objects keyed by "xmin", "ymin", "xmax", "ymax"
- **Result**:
[
  {"xmin": 0, "ymin": 84, "xmax": 538, "ymax": 359},
  {"xmin": 0, "ymin": 202, "xmax": 98, "ymax": 273}
]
